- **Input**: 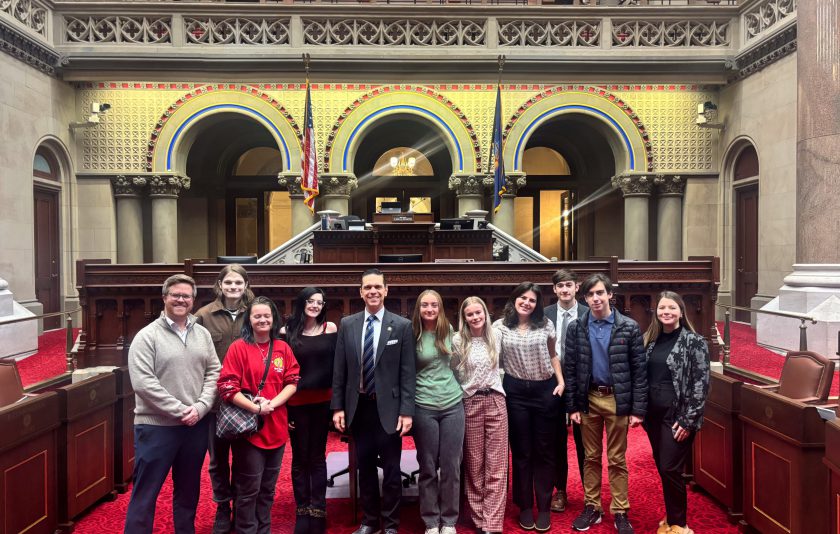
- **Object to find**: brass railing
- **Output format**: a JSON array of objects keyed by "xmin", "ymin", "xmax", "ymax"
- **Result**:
[{"xmin": 715, "ymin": 303, "xmax": 818, "ymax": 382}]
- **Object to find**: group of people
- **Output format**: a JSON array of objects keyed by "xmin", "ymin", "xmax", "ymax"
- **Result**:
[{"xmin": 124, "ymin": 265, "xmax": 710, "ymax": 534}]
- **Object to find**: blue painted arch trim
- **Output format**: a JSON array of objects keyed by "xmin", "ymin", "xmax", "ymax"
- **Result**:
[
  {"xmin": 165, "ymin": 104, "xmax": 291, "ymax": 171},
  {"xmin": 342, "ymin": 105, "xmax": 463, "ymax": 172},
  {"xmin": 513, "ymin": 105, "xmax": 635, "ymax": 171}
]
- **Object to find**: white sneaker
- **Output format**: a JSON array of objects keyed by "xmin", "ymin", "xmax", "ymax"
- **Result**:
[
  {"xmin": 424, "ymin": 529, "xmax": 439, "ymax": 534},
  {"xmin": 440, "ymin": 527, "xmax": 457, "ymax": 534}
]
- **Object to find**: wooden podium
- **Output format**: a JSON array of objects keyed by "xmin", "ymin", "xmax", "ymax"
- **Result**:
[
  {"xmin": 739, "ymin": 384, "xmax": 829, "ymax": 534},
  {"xmin": 693, "ymin": 372, "xmax": 743, "ymax": 521},
  {"xmin": 312, "ymin": 217, "xmax": 492, "ymax": 263}
]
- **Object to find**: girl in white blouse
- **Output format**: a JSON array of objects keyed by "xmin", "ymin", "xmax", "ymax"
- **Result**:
[{"xmin": 452, "ymin": 297, "xmax": 507, "ymax": 534}]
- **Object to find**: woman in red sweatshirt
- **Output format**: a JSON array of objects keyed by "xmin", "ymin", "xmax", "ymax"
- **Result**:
[{"xmin": 218, "ymin": 296, "xmax": 300, "ymax": 534}]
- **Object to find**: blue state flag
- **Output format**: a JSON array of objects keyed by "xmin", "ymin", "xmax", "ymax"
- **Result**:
[{"xmin": 491, "ymin": 85, "xmax": 506, "ymax": 213}]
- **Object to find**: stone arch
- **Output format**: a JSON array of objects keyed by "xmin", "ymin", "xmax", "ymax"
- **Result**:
[
  {"xmin": 324, "ymin": 85, "xmax": 480, "ymax": 174},
  {"xmin": 503, "ymin": 85, "xmax": 652, "ymax": 173},
  {"xmin": 148, "ymin": 84, "xmax": 302, "ymax": 174}
]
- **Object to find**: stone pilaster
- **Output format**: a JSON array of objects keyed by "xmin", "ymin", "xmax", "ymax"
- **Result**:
[
  {"xmin": 448, "ymin": 174, "xmax": 485, "ymax": 216},
  {"xmin": 489, "ymin": 172, "xmax": 526, "ymax": 235},
  {"xmin": 112, "ymin": 175, "xmax": 147, "ymax": 264},
  {"xmin": 149, "ymin": 174, "xmax": 190, "ymax": 263},
  {"xmin": 278, "ymin": 172, "xmax": 315, "ymax": 235},
  {"xmin": 318, "ymin": 174, "xmax": 358, "ymax": 216},
  {"xmin": 654, "ymin": 174, "xmax": 686, "ymax": 261},
  {"xmin": 612, "ymin": 173, "xmax": 653, "ymax": 260}
]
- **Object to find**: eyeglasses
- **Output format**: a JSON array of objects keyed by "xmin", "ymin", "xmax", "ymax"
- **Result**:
[
  {"xmin": 306, "ymin": 299, "xmax": 325, "ymax": 307},
  {"xmin": 167, "ymin": 293, "xmax": 193, "ymax": 301}
]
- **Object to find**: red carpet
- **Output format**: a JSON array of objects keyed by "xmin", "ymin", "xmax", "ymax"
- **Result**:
[
  {"xmin": 72, "ymin": 428, "xmax": 738, "ymax": 533},
  {"xmin": 720, "ymin": 321, "xmax": 840, "ymax": 396},
  {"xmin": 16, "ymin": 328, "xmax": 79, "ymax": 387}
]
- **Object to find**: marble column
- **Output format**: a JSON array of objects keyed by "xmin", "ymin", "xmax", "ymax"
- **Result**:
[
  {"xmin": 448, "ymin": 174, "xmax": 484, "ymax": 215},
  {"xmin": 490, "ymin": 173, "xmax": 526, "ymax": 235},
  {"xmin": 755, "ymin": 1, "xmax": 840, "ymax": 357},
  {"xmin": 654, "ymin": 174, "xmax": 686, "ymax": 261},
  {"xmin": 318, "ymin": 174, "xmax": 358, "ymax": 216},
  {"xmin": 278, "ymin": 173, "xmax": 315, "ymax": 235},
  {"xmin": 612, "ymin": 173, "xmax": 653, "ymax": 260},
  {"xmin": 149, "ymin": 175, "xmax": 190, "ymax": 263},
  {"xmin": 796, "ymin": 0, "xmax": 840, "ymax": 264},
  {"xmin": 112, "ymin": 175, "xmax": 146, "ymax": 264}
]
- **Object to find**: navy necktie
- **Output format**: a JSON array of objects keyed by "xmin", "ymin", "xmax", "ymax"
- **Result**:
[{"xmin": 362, "ymin": 315, "xmax": 376, "ymax": 395}]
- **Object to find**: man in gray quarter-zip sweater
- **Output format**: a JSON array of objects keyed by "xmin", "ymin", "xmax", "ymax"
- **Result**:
[{"xmin": 125, "ymin": 274, "xmax": 221, "ymax": 534}]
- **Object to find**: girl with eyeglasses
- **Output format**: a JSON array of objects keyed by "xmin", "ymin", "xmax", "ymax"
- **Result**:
[{"xmin": 280, "ymin": 287, "xmax": 338, "ymax": 534}]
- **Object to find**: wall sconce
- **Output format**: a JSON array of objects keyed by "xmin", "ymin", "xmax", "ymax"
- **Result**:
[
  {"xmin": 696, "ymin": 101, "xmax": 724, "ymax": 130},
  {"xmin": 70, "ymin": 102, "xmax": 112, "ymax": 130}
]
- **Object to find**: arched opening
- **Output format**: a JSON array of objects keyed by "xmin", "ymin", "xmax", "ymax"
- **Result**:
[
  {"xmin": 518, "ymin": 114, "xmax": 622, "ymax": 260},
  {"xmin": 173, "ymin": 113, "xmax": 288, "ymax": 259},
  {"xmin": 349, "ymin": 114, "xmax": 454, "ymax": 220},
  {"xmin": 32, "ymin": 146, "xmax": 62, "ymax": 329}
]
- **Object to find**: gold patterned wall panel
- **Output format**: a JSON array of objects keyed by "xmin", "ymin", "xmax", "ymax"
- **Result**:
[{"xmin": 76, "ymin": 82, "xmax": 716, "ymax": 175}]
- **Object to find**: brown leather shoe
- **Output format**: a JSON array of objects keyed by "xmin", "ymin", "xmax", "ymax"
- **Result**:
[
  {"xmin": 656, "ymin": 517, "xmax": 670, "ymax": 534},
  {"xmin": 550, "ymin": 490, "xmax": 567, "ymax": 513}
]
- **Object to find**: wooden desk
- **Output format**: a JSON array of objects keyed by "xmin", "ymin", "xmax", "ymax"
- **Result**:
[
  {"xmin": 693, "ymin": 372, "xmax": 743, "ymax": 521},
  {"xmin": 57, "ymin": 373, "xmax": 117, "ymax": 531},
  {"xmin": 0, "ymin": 392, "xmax": 61, "ymax": 534},
  {"xmin": 824, "ymin": 417, "xmax": 840, "ymax": 534},
  {"xmin": 739, "ymin": 385, "xmax": 828, "ymax": 534},
  {"xmin": 372, "ymin": 212, "xmax": 434, "ymax": 223},
  {"xmin": 311, "ymin": 225, "xmax": 492, "ymax": 263}
]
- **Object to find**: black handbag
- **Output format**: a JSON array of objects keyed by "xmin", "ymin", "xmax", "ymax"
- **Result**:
[{"xmin": 216, "ymin": 339, "xmax": 274, "ymax": 440}]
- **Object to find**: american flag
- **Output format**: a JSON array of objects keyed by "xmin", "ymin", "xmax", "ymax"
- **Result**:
[
  {"xmin": 490, "ymin": 84, "xmax": 506, "ymax": 214},
  {"xmin": 301, "ymin": 81, "xmax": 319, "ymax": 213}
]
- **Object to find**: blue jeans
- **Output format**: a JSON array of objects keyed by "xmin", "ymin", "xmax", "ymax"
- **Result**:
[
  {"xmin": 124, "ymin": 418, "xmax": 209, "ymax": 534},
  {"xmin": 413, "ymin": 402, "xmax": 466, "ymax": 528}
]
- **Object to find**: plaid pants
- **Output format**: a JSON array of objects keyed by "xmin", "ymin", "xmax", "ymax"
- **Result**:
[{"xmin": 463, "ymin": 391, "xmax": 508, "ymax": 532}]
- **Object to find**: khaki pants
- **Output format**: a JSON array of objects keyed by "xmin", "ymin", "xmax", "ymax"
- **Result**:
[{"xmin": 580, "ymin": 390, "xmax": 630, "ymax": 514}]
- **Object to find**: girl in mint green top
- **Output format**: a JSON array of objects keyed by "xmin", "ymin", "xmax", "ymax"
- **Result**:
[{"xmin": 411, "ymin": 290, "xmax": 465, "ymax": 533}]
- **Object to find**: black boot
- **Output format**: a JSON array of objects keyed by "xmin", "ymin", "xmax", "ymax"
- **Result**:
[
  {"xmin": 294, "ymin": 506, "xmax": 311, "ymax": 534},
  {"xmin": 309, "ymin": 507, "xmax": 327, "ymax": 534},
  {"xmin": 212, "ymin": 501, "xmax": 232, "ymax": 534}
]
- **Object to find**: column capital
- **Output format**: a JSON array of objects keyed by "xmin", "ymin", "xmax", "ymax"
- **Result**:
[
  {"xmin": 612, "ymin": 173, "xmax": 654, "ymax": 197},
  {"xmin": 149, "ymin": 174, "xmax": 190, "ymax": 198},
  {"xmin": 112, "ymin": 175, "xmax": 147, "ymax": 197},
  {"xmin": 319, "ymin": 174, "xmax": 358, "ymax": 196},
  {"xmin": 654, "ymin": 174, "xmax": 686, "ymax": 197},
  {"xmin": 448, "ymin": 174, "xmax": 484, "ymax": 196},
  {"xmin": 277, "ymin": 172, "xmax": 304, "ymax": 197},
  {"xmin": 485, "ymin": 172, "xmax": 527, "ymax": 197}
]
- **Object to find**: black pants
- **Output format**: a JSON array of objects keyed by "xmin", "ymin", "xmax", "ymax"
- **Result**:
[
  {"xmin": 504, "ymin": 374, "xmax": 559, "ymax": 513},
  {"xmin": 288, "ymin": 401, "xmax": 331, "ymax": 512},
  {"xmin": 554, "ymin": 397, "xmax": 585, "ymax": 493},
  {"xmin": 231, "ymin": 439, "xmax": 285, "ymax": 534},
  {"xmin": 351, "ymin": 395, "xmax": 403, "ymax": 531},
  {"xmin": 208, "ymin": 412, "xmax": 234, "ymax": 504},
  {"xmin": 643, "ymin": 383, "xmax": 694, "ymax": 528},
  {"xmin": 124, "ymin": 419, "xmax": 209, "ymax": 534}
]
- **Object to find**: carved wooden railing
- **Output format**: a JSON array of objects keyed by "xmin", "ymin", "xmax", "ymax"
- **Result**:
[{"xmin": 76, "ymin": 256, "xmax": 719, "ymax": 368}]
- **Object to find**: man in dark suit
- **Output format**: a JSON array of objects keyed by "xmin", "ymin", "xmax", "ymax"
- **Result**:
[
  {"xmin": 544, "ymin": 269, "xmax": 588, "ymax": 515},
  {"xmin": 332, "ymin": 268, "xmax": 416, "ymax": 534}
]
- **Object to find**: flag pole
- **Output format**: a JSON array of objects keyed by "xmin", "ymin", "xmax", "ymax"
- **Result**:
[{"xmin": 489, "ymin": 54, "xmax": 505, "ymax": 175}]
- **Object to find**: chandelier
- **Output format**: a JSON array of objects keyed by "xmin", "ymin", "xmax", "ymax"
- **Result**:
[{"xmin": 389, "ymin": 155, "xmax": 416, "ymax": 176}]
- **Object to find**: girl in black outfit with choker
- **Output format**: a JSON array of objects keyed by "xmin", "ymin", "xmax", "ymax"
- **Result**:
[
  {"xmin": 281, "ymin": 287, "xmax": 338, "ymax": 534},
  {"xmin": 642, "ymin": 291, "xmax": 710, "ymax": 534}
]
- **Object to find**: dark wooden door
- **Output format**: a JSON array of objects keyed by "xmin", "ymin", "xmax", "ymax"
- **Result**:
[
  {"xmin": 735, "ymin": 185, "xmax": 758, "ymax": 322},
  {"xmin": 34, "ymin": 188, "xmax": 61, "ymax": 330}
]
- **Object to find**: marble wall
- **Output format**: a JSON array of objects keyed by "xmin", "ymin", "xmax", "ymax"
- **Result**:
[
  {"xmin": 0, "ymin": 52, "xmax": 79, "ymax": 317},
  {"xmin": 718, "ymin": 53, "xmax": 798, "ymax": 305}
]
